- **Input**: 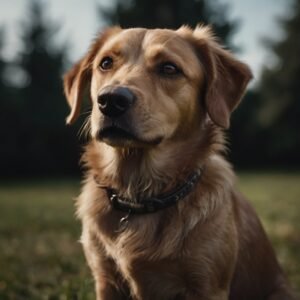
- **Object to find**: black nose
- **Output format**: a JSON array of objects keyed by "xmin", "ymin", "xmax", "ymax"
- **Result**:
[{"xmin": 97, "ymin": 86, "xmax": 136, "ymax": 118}]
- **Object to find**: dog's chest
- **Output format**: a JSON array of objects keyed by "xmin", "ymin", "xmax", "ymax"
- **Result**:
[
  {"xmin": 98, "ymin": 214, "xmax": 191, "ymax": 299},
  {"xmin": 104, "ymin": 239, "xmax": 188, "ymax": 300}
]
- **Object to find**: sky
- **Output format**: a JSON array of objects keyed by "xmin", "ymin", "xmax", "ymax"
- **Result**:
[{"xmin": 0, "ymin": 0, "xmax": 292, "ymax": 84}]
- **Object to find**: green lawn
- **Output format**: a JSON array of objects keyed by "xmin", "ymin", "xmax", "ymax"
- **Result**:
[{"xmin": 0, "ymin": 173, "xmax": 299, "ymax": 299}]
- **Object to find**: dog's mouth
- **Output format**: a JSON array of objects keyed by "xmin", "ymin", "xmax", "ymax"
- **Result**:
[
  {"xmin": 99, "ymin": 127, "xmax": 138, "ymax": 142},
  {"xmin": 98, "ymin": 126, "xmax": 162, "ymax": 147}
]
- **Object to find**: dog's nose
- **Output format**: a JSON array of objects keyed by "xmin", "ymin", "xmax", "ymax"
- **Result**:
[{"xmin": 97, "ymin": 87, "xmax": 136, "ymax": 118}]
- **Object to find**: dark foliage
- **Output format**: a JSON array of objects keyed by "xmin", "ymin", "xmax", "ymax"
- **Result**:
[
  {"xmin": 99, "ymin": 0, "xmax": 238, "ymax": 47},
  {"xmin": 0, "ymin": 28, "xmax": 21, "ymax": 176},
  {"xmin": 0, "ymin": 1, "xmax": 80, "ymax": 178},
  {"xmin": 257, "ymin": 0, "xmax": 300, "ymax": 167}
]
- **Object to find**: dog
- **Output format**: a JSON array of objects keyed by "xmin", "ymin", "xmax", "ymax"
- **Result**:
[{"xmin": 63, "ymin": 25, "xmax": 294, "ymax": 300}]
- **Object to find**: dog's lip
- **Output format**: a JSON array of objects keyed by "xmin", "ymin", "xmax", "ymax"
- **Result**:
[
  {"xmin": 98, "ymin": 126, "xmax": 138, "ymax": 141},
  {"xmin": 98, "ymin": 126, "xmax": 163, "ymax": 146}
]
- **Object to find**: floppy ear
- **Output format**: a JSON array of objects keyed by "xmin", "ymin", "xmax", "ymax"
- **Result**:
[
  {"xmin": 63, "ymin": 57, "xmax": 91, "ymax": 124},
  {"xmin": 63, "ymin": 27, "xmax": 121, "ymax": 124},
  {"xmin": 192, "ymin": 26, "xmax": 253, "ymax": 128}
]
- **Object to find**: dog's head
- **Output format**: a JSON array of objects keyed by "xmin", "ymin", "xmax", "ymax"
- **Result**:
[{"xmin": 64, "ymin": 25, "xmax": 252, "ymax": 148}]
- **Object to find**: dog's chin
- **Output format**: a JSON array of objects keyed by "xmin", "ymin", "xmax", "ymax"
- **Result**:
[{"xmin": 97, "ymin": 127, "xmax": 163, "ymax": 148}]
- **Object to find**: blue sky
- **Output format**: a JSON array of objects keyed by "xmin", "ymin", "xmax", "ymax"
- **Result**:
[{"xmin": 0, "ymin": 0, "xmax": 292, "ymax": 84}]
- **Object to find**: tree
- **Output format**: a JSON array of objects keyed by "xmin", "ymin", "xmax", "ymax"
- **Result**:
[
  {"xmin": 0, "ymin": 28, "xmax": 6, "ymax": 82},
  {"xmin": 99, "ymin": 0, "xmax": 238, "ymax": 47},
  {"xmin": 0, "ymin": 27, "xmax": 9, "ymax": 131},
  {"xmin": 0, "ymin": 28, "xmax": 8, "ymax": 100},
  {"xmin": 258, "ymin": 0, "xmax": 300, "ymax": 166},
  {"xmin": 0, "ymin": 28, "xmax": 18, "ymax": 173},
  {"xmin": 0, "ymin": 28, "xmax": 13, "ymax": 104},
  {"xmin": 9, "ymin": 0, "xmax": 79, "ymax": 177}
]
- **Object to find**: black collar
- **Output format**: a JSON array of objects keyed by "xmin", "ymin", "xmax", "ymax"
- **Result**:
[{"xmin": 101, "ymin": 169, "xmax": 202, "ymax": 214}]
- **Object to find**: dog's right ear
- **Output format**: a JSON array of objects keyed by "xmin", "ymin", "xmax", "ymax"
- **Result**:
[
  {"xmin": 63, "ymin": 27, "xmax": 121, "ymax": 125},
  {"xmin": 179, "ymin": 25, "xmax": 252, "ymax": 129}
]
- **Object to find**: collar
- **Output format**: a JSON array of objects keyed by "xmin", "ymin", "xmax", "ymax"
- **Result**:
[{"xmin": 99, "ymin": 169, "xmax": 202, "ymax": 214}]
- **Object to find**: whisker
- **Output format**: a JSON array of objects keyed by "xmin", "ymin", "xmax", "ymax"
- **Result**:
[
  {"xmin": 78, "ymin": 115, "xmax": 91, "ymax": 140},
  {"xmin": 80, "ymin": 109, "xmax": 92, "ymax": 117}
]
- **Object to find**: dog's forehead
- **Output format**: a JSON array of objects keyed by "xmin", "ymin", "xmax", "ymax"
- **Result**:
[
  {"xmin": 143, "ymin": 29, "xmax": 186, "ymax": 46},
  {"xmin": 101, "ymin": 28, "xmax": 198, "ymax": 60},
  {"xmin": 104, "ymin": 28, "xmax": 185, "ymax": 45},
  {"xmin": 142, "ymin": 29, "xmax": 199, "ymax": 62},
  {"xmin": 99, "ymin": 28, "xmax": 146, "ymax": 55}
]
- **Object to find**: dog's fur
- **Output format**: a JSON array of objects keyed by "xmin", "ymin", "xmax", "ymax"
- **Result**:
[{"xmin": 63, "ymin": 25, "xmax": 294, "ymax": 300}]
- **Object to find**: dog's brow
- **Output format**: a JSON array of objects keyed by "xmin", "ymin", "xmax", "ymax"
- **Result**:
[
  {"xmin": 160, "ymin": 35, "xmax": 181, "ymax": 48},
  {"xmin": 146, "ymin": 48, "xmax": 184, "ymax": 66},
  {"xmin": 143, "ymin": 32, "xmax": 181, "ymax": 49},
  {"xmin": 101, "ymin": 35, "xmax": 143, "ymax": 61},
  {"xmin": 144, "ymin": 34, "xmax": 199, "ymax": 75}
]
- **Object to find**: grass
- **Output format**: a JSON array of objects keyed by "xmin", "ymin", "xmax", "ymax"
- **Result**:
[
  {"xmin": 0, "ymin": 180, "xmax": 94, "ymax": 300},
  {"xmin": 237, "ymin": 172, "xmax": 300, "ymax": 296},
  {"xmin": 0, "ymin": 173, "xmax": 299, "ymax": 299}
]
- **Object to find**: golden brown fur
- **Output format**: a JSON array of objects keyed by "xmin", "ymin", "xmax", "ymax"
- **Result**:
[{"xmin": 63, "ymin": 25, "xmax": 294, "ymax": 300}]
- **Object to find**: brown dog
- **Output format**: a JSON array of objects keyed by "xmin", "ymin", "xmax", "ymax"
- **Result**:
[{"xmin": 63, "ymin": 25, "xmax": 294, "ymax": 300}]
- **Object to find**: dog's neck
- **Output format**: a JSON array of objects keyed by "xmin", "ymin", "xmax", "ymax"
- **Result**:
[{"xmin": 84, "ymin": 124, "xmax": 223, "ymax": 200}]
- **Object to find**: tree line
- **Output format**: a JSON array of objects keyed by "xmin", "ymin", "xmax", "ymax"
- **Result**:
[{"xmin": 0, "ymin": 0, "xmax": 299, "ymax": 178}]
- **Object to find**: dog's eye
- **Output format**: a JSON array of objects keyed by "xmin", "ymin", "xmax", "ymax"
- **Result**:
[
  {"xmin": 159, "ymin": 62, "xmax": 181, "ymax": 76},
  {"xmin": 100, "ymin": 57, "xmax": 113, "ymax": 70}
]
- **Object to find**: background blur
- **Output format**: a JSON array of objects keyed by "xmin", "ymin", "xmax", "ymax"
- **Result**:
[{"xmin": 0, "ymin": 0, "xmax": 299, "ymax": 299}]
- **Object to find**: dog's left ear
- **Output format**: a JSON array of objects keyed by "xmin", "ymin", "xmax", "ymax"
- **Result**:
[
  {"xmin": 63, "ymin": 56, "xmax": 91, "ymax": 124},
  {"xmin": 63, "ymin": 27, "xmax": 121, "ymax": 124},
  {"xmin": 192, "ymin": 26, "xmax": 253, "ymax": 129}
]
